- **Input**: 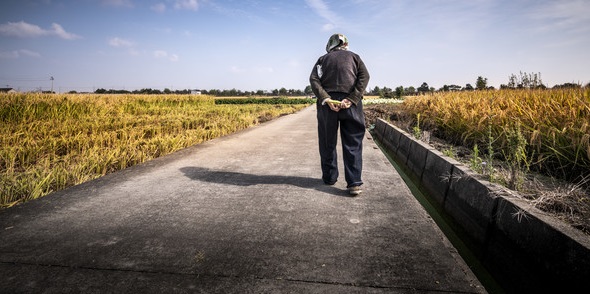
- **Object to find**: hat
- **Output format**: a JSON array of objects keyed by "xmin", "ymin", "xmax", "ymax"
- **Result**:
[{"xmin": 325, "ymin": 33, "xmax": 349, "ymax": 52}]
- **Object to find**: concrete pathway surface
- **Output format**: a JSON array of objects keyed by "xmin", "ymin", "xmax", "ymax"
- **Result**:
[{"xmin": 1, "ymin": 106, "xmax": 486, "ymax": 293}]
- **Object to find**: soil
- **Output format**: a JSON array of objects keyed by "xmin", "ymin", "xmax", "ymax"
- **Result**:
[{"xmin": 363, "ymin": 103, "xmax": 590, "ymax": 236}]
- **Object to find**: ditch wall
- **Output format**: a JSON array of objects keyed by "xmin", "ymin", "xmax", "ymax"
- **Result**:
[{"xmin": 373, "ymin": 118, "xmax": 590, "ymax": 293}]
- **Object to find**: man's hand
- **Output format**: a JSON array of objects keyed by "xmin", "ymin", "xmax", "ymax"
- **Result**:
[
  {"xmin": 340, "ymin": 99, "xmax": 352, "ymax": 109},
  {"xmin": 327, "ymin": 101, "xmax": 341, "ymax": 112},
  {"xmin": 323, "ymin": 98, "xmax": 352, "ymax": 112},
  {"xmin": 322, "ymin": 98, "xmax": 341, "ymax": 112}
]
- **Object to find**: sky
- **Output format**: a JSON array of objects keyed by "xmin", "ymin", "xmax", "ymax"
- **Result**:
[{"xmin": 1, "ymin": 0, "xmax": 589, "ymax": 93}]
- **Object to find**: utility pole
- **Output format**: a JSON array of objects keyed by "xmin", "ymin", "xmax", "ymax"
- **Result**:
[{"xmin": 50, "ymin": 76, "xmax": 54, "ymax": 93}]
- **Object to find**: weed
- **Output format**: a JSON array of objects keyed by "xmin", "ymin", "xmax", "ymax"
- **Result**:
[
  {"xmin": 470, "ymin": 144, "xmax": 483, "ymax": 173},
  {"xmin": 413, "ymin": 113, "xmax": 421, "ymax": 139},
  {"xmin": 504, "ymin": 121, "xmax": 529, "ymax": 190},
  {"xmin": 442, "ymin": 146, "xmax": 456, "ymax": 159}
]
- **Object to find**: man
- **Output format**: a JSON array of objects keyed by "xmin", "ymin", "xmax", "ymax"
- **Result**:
[{"xmin": 309, "ymin": 33, "xmax": 370, "ymax": 196}]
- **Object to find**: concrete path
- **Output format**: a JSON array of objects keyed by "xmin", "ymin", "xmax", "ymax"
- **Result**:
[{"xmin": 0, "ymin": 106, "xmax": 485, "ymax": 293}]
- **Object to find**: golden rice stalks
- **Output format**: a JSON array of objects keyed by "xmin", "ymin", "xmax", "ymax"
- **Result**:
[
  {"xmin": 401, "ymin": 88, "xmax": 590, "ymax": 178},
  {"xmin": 1, "ymin": 93, "xmax": 308, "ymax": 207}
]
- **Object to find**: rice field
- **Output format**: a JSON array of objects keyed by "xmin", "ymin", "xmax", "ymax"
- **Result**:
[
  {"xmin": 400, "ymin": 88, "xmax": 590, "ymax": 181},
  {"xmin": 364, "ymin": 88, "xmax": 590, "ymax": 234},
  {"xmin": 0, "ymin": 93, "xmax": 310, "ymax": 208}
]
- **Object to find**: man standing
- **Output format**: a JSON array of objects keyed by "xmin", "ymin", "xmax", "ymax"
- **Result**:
[{"xmin": 309, "ymin": 33, "xmax": 370, "ymax": 196}]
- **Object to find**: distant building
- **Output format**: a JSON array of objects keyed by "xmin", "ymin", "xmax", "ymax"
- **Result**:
[
  {"xmin": 191, "ymin": 89, "xmax": 202, "ymax": 95},
  {"xmin": 0, "ymin": 88, "xmax": 16, "ymax": 93}
]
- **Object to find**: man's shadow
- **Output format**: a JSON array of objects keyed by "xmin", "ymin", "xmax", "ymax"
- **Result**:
[{"xmin": 179, "ymin": 166, "xmax": 348, "ymax": 197}]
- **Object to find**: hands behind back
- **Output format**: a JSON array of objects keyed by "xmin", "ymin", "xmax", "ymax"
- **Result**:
[{"xmin": 324, "ymin": 98, "xmax": 352, "ymax": 112}]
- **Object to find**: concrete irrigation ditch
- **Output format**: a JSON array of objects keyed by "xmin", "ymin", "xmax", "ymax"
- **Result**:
[{"xmin": 372, "ymin": 118, "xmax": 590, "ymax": 293}]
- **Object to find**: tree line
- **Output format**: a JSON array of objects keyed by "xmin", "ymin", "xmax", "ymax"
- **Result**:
[
  {"xmin": 81, "ymin": 72, "xmax": 587, "ymax": 97},
  {"xmin": 368, "ymin": 72, "xmax": 589, "ymax": 99},
  {"xmin": 88, "ymin": 87, "xmax": 307, "ymax": 96}
]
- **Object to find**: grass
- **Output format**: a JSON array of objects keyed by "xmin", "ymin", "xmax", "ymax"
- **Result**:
[{"xmin": 0, "ymin": 93, "xmax": 310, "ymax": 208}]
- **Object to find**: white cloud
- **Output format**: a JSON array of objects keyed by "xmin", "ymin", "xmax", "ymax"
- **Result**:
[
  {"xmin": 109, "ymin": 37, "xmax": 134, "ymax": 47},
  {"xmin": 50, "ymin": 23, "xmax": 80, "ymax": 40},
  {"xmin": 528, "ymin": 0, "xmax": 590, "ymax": 33},
  {"xmin": 154, "ymin": 50, "xmax": 179, "ymax": 61},
  {"xmin": 109, "ymin": 37, "xmax": 139, "ymax": 56},
  {"xmin": 152, "ymin": 1, "xmax": 200, "ymax": 13},
  {"xmin": 19, "ymin": 49, "xmax": 41, "ymax": 58},
  {"xmin": 0, "ymin": 21, "xmax": 80, "ymax": 40},
  {"xmin": 305, "ymin": 0, "xmax": 339, "ymax": 31},
  {"xmin": 322, "ymin": 23, "xmax": 335, "ymax": 31},
  {"xmin": 174, "ymin": 0, "xmax": 199, "ymax": 11},
  {"xmin": 0, "ymin": 49, "xmax": 41, "ymax": 59},
  {"xmin": 0, "ymin": 21, "xmax": 44, "ymax": 37}
]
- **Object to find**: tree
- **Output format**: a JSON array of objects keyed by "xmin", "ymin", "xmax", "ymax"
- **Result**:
[
  {"xmin": 417, "ymin": 82, "xmax": 430, "ymax": 94},
  {"xmin": 464, "ymin": 84, "xmax": 474, "ymax": 91},
  {"xmin": 405, "ymin": 86, "xmax": 416, "ymax": 96},
  {"xmin": 371, "ymin": 86, "xmax": 383, "ymax": 97},
  {"xmin": 504, "ymin": 71, "xmax": 545, "ymax": 89},
  {"xmin": 449, "ymin": 84, "xmax": 461, "ymax": 91},
  {"xmin": 304, "ymin": 85, "xmax": 313, "ymax": 96},
  {"xmin": 476, "ymin": 76, "xmax": 488, "ymax": 90},
  {"xmin": 553, "ymin": 83, "xmax": 581, "ymax": 89},
  {"xmin": 395, "ymin": 86, "xmax": 404, "ymax": 98},
  {"xmin": 227, "ymin": 88, "xmax": 239, "ymax": 96},
  {"xmin": 381, "ymin": 86, "xmax": 394, "ymax": 98}
]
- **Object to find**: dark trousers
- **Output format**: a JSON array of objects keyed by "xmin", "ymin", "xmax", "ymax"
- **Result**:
[{"xmin": 316, "ymin": 92, "xmax": 365, "ymax": 188}]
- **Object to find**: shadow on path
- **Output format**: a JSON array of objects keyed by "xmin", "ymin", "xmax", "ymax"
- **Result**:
[{"xmin": 179, "ymin": 166, "xmax": 348, "ymax": 197}]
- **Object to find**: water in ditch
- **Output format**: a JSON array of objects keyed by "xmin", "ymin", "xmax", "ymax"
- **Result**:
[{"xmin": 373, "ymin": 137, "xmax": 506, "ymax": 294}]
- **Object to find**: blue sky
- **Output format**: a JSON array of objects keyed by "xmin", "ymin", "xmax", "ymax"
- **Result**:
[{"xmin": 1, "ymin": 0, "xmax": 589, "ymax": 93}]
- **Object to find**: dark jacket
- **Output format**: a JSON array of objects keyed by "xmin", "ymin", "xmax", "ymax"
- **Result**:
[{"xmin": 309, "ymin": 50, "xmax": 370, "ymax": 105}]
